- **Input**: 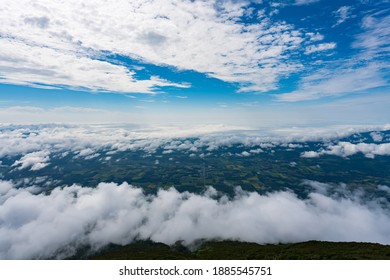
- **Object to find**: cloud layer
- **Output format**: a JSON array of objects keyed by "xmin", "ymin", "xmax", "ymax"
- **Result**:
[
  {"xmin": 0, "ymin": 0, "xmax": 330, "ymax": 93},
  {"xmin": 1, "ymin": 180, "xmax": 389, "ymax": 259},
  {"xmin": 301, "ymin": 142, "xmax": 390, "ymax": 158},
  {"xmin": 1, "ymin": 124, "xmax": 389, "ymax": 168},
  {"xmin": 1, "ymin": 124, "xmax": 389, "ymax": 259}
]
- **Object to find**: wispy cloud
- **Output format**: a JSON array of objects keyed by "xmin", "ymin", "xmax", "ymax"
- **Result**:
[
  {"xmin": 278, "ymin": 10, "xmax": 390, "ymax": 102},
  {"xmin": 332, "ymin": 6, "xmax": 353, "ymax": 27},
  {"xmin": 294, "ymin": 0, "xmax": 320, "ymax": 5},
  {"xmin": 305, "ymin": 42, "xmax": 336, "ymax": 54},
  {"xmin": 0, "ymin": 0, "xmax": 324, "ymax": 94},
  {"xmin": 277, "ymin": 63, "xmax": 387, "ymax": 101},
  {"xmin": 353, "ymin": 13, "xmax": 390, "ymax": 58}
]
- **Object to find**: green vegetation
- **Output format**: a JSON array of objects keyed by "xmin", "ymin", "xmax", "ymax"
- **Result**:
[
  {"xmin": 88, "ymin": 240, "xmax": 390, "ymax": 260},
  {"xmin": 2, "ymin": 139, "xmax": 389, "ymax": 199}
]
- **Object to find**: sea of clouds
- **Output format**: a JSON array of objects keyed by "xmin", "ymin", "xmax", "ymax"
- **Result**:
[
  {"xmin": 1, "ymin": 180, "xmax": 390, "ymax": 259},
  {"xmin": 1, "ymin": 124, "xmax": 390, "ymax": 259},
  {"xmin": 1, "ymin": 124, "xmax": 390, "ymax": 169}
]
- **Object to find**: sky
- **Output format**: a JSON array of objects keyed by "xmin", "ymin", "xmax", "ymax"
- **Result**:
[{"xmin": 0, "ymin": 0, "xmax": 389, "ymax": 126}]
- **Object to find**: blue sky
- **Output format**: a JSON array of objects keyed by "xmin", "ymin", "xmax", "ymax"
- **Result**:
[{"xmin": 0, "ymin": 0, "xmax": 389, "ymax": 126}]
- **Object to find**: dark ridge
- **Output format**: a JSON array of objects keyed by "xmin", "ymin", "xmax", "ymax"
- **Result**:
[{"xmin": 86, "ymin": 240, "xmax": 390, "ymax": 260}]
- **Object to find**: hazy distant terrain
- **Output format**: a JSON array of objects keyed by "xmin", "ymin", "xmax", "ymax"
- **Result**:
[{"xmin": 1, "ymin": 125, "xmax": 390, "ymax": 196}]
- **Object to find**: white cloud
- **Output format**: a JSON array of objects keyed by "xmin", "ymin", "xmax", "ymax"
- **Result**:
[
  {"xmin": 353, "ymin": 14, "xmax": 390, "ymax": 58},
  {"xmin": 0, "ymin": 181, "xmax": 13, "ymax": 196},
  {"xmin": 306, "ymin": 32, "xmax": 324, "ymax": 42},
  {"xmin": 0, "ymin": 123, "xmax": 389, "ymax": 160},
  {"xmin": 249, "ymin": 148, "xmax": 263, "ymax": 154},
  {"xmin": 0, "ymin": 124, "xmax": 247, "ymax": 158},
  {"xmin": 301, "ymin": 151, "xmax": 319, "ymax": 158},
  {"xmin": 0, "ymin": 37, "xmax": 190, "ymax": 93},
  {"xmin": 305, "ymin": 43, "xmax": 336, "ymax": 54},
  {"xmin": 0, "ymin": 122, "xmax": 387, "ymax": 176},
  {"xmin": 278, "ymin": 10, "xmax": 389, "ymax": 103},
  {"xmin": 370, "ymin": 132, "xmax": 384, "ymax": 142},
  {"xmin": 1, "ymin": 180, "xmax": 389, "ymax": 259},
  {"xmin": 301, "ymin": 142, "xmax": 390, "ymax": 158},
  {"xmin": 378, "ymin": 185, "xmax": 390, "ymax": 195},
  {"xmin": 294, "ymin": 0, "xmax": 320, "ymax": 5},
  {"xmin": 0, "ymin": 0, "xmax": 318, "ymax": 93},
  {"xmin": 333, "ymin": 6, "xmax": 352, "ymax": 27},
  {"xmin": 277, "ymin": 63, "xmax": 387, "ymax": 101},
  {"xmin": 11, "ymin": 151, "xmax": 50, "ymax": 171}
]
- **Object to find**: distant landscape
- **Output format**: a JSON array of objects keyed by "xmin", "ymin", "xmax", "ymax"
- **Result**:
[
  {"xmin": 1, "ymin": 124, "xmax": 389, "ymax": 259},
  {"xmin": 2, "ymin": 126, "xmax": 390, "ymax": 196}
]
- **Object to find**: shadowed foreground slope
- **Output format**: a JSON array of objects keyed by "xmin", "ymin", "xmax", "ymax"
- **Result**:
[{"xmin": 88, "ymin": 240, "xmax": 390, "ymax": 260}]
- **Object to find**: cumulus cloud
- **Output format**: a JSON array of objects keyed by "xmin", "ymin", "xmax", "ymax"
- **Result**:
[
  {"xmin": 11, "ymin": 151, "xmax": 50, "ymax": 171},
  {"xmin": 0, "ymin": 0, "xmax": 323, "ymax": 93},
  {"xmin": 301, "ymin": 142, "xmax": 390, "ymax": 158},
  {"xmin": 370, "ymin": 131, "xmax": 384, "ymax": 142},
  {"xmin": 0, "ymin": 124, "xmax": 249, "ymax": 158},
  {"xmin": 0, "ymin": 37, "xmax": 188, "ymax": 93},
  {"xmin": 378, "ymin": 185, "xmax": 390, "ymax": 195},
  {"xmin": 0, "ymin": 181, "xmax": 13, "ymax": 196},
  {"xmin": 0, "ymin": 124, "xmax": 389, "ymax": 160},
  {"xmin": 306, "ymin": 32, "xmax": 324, "ymax": 42},
  {"xmin": 300, "ymin": 151, "xmax": 320, "ymax": 158},
  {"xmin": 0, "ymin": 180, "xmax": 389, "ymax": 259}
]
